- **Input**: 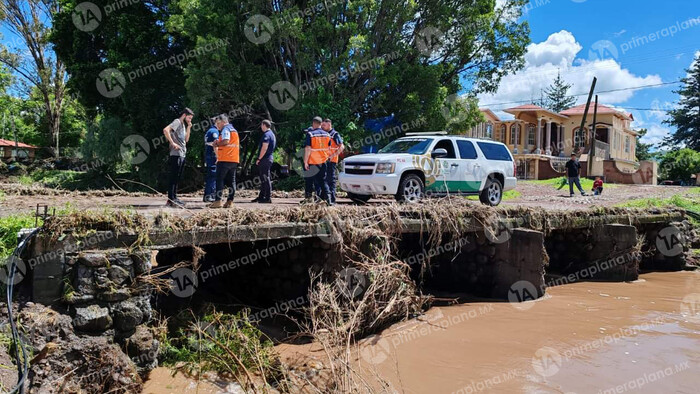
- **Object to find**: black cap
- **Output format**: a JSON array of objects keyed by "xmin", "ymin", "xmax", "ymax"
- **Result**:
[{"xmin": 183, "ymin": 107, "xmax": 194, "ymax": 116}]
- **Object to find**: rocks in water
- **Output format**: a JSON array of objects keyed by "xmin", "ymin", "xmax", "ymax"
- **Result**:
[{"xmin": 73, "ymin": 304, "xmax": 112, "ymax": 332}]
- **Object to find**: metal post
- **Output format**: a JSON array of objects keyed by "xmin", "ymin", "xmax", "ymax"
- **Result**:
[{"xmin": 588, "ymin": 95, "xmax": 598, "ymax": 175}]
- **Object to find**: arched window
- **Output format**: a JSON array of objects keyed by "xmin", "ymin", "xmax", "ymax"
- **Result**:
[
  {"xmin": 574, "ymin": 127, "xmax": 588, "ymax": 148},
  {"xmin": 499, "ymin": 124, "xmax": 507, "ymax": 142},
  {"xmin": 510, "ymin": 124, "xmax": 521, "ymax": 145},
  {"xmin": 486, "ymin": 122, "xmax": 494, "ymax": 139},
  {"xmin": 527, "ymin": 124, "xmax": 536, "ymax": 146}
]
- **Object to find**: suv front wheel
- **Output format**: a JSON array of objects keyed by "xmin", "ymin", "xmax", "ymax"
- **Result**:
[
  {"xmin": 479, "ymin": 177, "xmax": 503, "ymax": 206},
  {"xmin": 396, "ymin": 174, "xmax": 424, "ymax": 203}
]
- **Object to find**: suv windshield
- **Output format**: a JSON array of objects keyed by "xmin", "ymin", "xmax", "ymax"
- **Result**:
[{"xmin": 379, "ymin": 138, "xmax": 433, "ymax": 154}]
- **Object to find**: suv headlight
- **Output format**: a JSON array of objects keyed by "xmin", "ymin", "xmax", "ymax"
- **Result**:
[{"xmin": 375, "ymin": 162, "xmax": 395, "ymax": 174}]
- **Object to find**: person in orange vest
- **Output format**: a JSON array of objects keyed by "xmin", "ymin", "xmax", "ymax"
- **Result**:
[
  {"xmin": 322, "ymin": 118, "xmax": 344, "ymax": 204},
  {"xmin": 302, "ymin": 116, "xmax": 331, "ymax": 205},
  {"xmin": 209, "ymin": 114, "xmax": 239, "ymax": 208}
]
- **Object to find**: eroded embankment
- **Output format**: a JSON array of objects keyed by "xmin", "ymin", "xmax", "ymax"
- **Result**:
[{"xmin": 2, "ymin": 202, "xmax": 698, "ymax": 392}]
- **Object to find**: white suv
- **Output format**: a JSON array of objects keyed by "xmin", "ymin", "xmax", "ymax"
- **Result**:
[{"xmin": 338, "ymin": 134, "xmax": 517, "ymax": 206}]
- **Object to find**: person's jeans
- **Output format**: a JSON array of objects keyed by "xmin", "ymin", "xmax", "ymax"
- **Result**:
[
  {"xmin": 204, "ymin": 155, "xmax": 217, "ymax": 200},
  {"xmin": 258, "ymin": 159, "xmax": 272, "ymax": 201},
  {"xmin": 216, "ymin": 161, "xmax": 238, "ymax": 201},
  {"xmin": 569, "ymin": 176, "xmax": 584, "ymax": 195},
  {"xmin": 594, "ymin": 187, "xmax": 603, "ymax": 195},
  {"xmin": 168, "ymin": 155, "xmax": 185, "ymax": 201},
  {"xmin": 304, "ymin": 163, "xmax": 330, "ymax": 202},
  {"xmin": 326, "ymin": 161, "xmax": 337, "ymax": 203}
]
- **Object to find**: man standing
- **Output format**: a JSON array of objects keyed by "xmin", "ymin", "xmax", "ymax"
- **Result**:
[
  {"xmin": 303, "ymin": 116, "xmax": 331, "ymax": 205},
  {"xmin": 210, "ymin": 114, "xmax": 239, "ymax": 208},
  {"xmin": 252, "ymin": 120, "xmax": 276, "ymax": 204},
  {"xmin": 163, "ymin": 107, "xmax": 194, "ymax": 208},
  {"xmin": 322, "ymin": 118, "xmax": 344, "ymax": 205},
  {"xmin": 203, "ymin": 118, "xmax": 219, "ymax": 202},
  {"xmin": 565, "ymin": 153, "xmax": 587, "ymax": 197}
]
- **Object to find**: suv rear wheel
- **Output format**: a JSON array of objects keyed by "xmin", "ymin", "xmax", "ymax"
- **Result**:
[
  {"xmin": 396, "ymin": 174, "xmax": 424, "ymax": 203},
  {"xmin": 479, "ymin": 177, "xmax": 503, "ymax": 206},
  {"xmin": 347, "ymin": 192, "xmax": 371, "ymax": 204}
]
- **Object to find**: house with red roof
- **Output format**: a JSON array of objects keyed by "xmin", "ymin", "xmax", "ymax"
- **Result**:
[
  {"xmin": 0, "ymin": 138, "xmax": 38, "ymax": 161},
  {"xmin": 466, "ymin": 103, "xmax": 656, "ymax": 184}
]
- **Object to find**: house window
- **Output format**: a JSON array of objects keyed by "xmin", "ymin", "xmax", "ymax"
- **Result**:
[
  {"xmin": 574, "ymin": 127, "xmax": 587, "ymax": 148},
  {"xmin": 625, "ymin": 136, "xmax": 630, "ymax": 153},
  {"xmin": 499, "ymin": 124, "xmax": 507, "ymax": 142},
  {"xmin": 486, "ymin": 122, "xmax": 493, "ymax": 139},
  {"xmin": 527, "ymin": 124, "xmax": 536, "ymax": 145},
  {"xmin": 510, "ymin": 124, "xmax": 521, "ymax": 145}
]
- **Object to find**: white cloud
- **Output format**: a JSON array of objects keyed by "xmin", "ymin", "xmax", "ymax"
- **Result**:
[{"xmin": 477, "ymin": 31, "xmax": 663, "ymax": 110}]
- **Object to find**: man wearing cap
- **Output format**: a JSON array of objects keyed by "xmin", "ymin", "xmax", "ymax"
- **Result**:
[
  {"xmin": 322, "ymin": 118, "xmax": 344, "ymax": 205},
  {"xmin": 565, "ymin": 153, "xmax": 587, "ymax": 197},
  {"xmin": 252, "ymin": 120, "xmax": 276, "ymax": 204},
  {"xmin": 163, "ymin": 107, "xmax": 194, "ymax": 208},
  {"xmin": 302, "ymin": 116, "xmax": 331, "ymax": 204},
  {"xmin": 210, "ymin": 114, "xmax": 239, "ymax": 208},
  {"xmin": 203, "ymin": 118, "xmax": 219, "ymax": 202}
]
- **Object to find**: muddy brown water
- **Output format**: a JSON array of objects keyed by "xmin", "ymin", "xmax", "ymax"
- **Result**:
[{"xmin": 143, "ymin": 271, "xmax": 700, "ymax": 393}]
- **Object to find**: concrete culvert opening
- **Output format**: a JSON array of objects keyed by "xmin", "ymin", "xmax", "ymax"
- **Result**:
[{"xmin": 154, "ymin": 237, "xmax": 342, "ymax": 342}]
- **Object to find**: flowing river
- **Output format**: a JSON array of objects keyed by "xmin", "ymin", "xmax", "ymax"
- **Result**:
[{"xmin": 143, "ymin": 271, "xmax": 700, "ymax": 393}]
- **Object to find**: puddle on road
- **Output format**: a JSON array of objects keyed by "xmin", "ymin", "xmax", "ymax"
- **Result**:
[{"xmin": 143, "ymin": 271, "xmax": 700, "ymax": 393}]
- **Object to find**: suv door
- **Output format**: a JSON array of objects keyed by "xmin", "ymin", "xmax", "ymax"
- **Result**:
[
  {"xmin": 426, "ymin": 139, "xmax": 461, "ymax": 193},
  {"xmin": 455, "ymin": 139, "xmax": 483, "ymax": 192}
]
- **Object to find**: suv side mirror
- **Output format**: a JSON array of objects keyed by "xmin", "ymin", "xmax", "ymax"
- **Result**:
[{"xmin": 431, "ymin": 148, "xmax": 448, "ymax": 159}]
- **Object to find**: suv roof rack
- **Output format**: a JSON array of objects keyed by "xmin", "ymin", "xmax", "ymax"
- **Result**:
[{"xmin": 405, "ymin": 131, "xmax": 448, "ymax": 136}]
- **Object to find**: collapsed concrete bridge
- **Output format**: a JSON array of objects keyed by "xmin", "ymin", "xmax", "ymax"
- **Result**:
[{"xmin": 12, "ymin": 203, "xmax": 695, "ymax": 381}]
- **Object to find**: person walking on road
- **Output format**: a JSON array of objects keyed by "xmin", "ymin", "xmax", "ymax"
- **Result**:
[
  {"xmin": 209, "ymin": 114, "xmax": 239, "ymax": 208},
  {"xmin": 252, "ymin": 120, "xmax": 276, "ymax": 204},
  {"xmin": 163, "ymin": 107, "xmax": 194, "ymax": 208},
  {"xmin": 565, "ymin": 153, "xmax": 587, "ymax": 197},
  {"xmin": 302, "ymin": 116, "xmax": 331, "ymax": 205},
  {"xmin": 203, "ymin": 118, "xmax": 219, "ymax": 202},
  {"xmin": 322, "ymin": 118, "xmax": 344, "ymax": 205}
]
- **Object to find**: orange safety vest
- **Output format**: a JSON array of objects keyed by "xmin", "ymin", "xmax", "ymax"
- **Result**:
[
  {"xmin": 307, "ymin": 128, "xmax": 330, "ymax": 165},
  {"xmin": 329, "ymin": 130, "xmax": 341, "ymax": 163},
  {"xmin": 217, "ymin": 125, "xmax": 239, "ymax": 163}
]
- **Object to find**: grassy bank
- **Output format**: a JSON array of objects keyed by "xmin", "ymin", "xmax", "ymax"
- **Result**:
[
  {"xmin": 0, "ymin": 214, "xmax": 39, "ymax": 259},
  {"xmin": 522, "ymin": 177, "xmax": 617, "ymax": 191}
]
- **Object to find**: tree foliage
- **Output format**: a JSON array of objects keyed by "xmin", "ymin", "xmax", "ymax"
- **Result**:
[
  {"xmin": 635, "ymin": 128, "xmax": 654, "ymax": 162},
  {"xmin": 0, "ymin": 0, "xmax": 67, "ymax": 157},
  {"xmin": 665, "ymin": 54, "xmax": 700, "ymax": 150},
  {"xmin": 51, "ymin": 0, "xmax": 530, "ymax": 185},
  {"xmin": 543, "ymin": 71, "xmax": 575, "ymax": 113},
  {"xmin": 658, "ymin": 148, "xmax": 700, "ymax": 182}
]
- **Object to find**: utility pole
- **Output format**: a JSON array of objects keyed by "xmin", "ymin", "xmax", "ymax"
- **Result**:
[
  {"xmin": 588, "ymin": 95, "xmax": 598, "ymax": 176},
  {"xmin": 577, "ymin": 77, "xmax": 597, "ymax": 174}
]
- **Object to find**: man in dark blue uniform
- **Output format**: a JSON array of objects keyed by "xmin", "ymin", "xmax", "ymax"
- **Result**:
[
  {"xmin": 203, "ymin": 118, "xmax": 219, "ymax": 202},
  {"xmin": 322, "ymin": 118, "xmax": 344, "ymax": 205},
  {"xmin": 252, "ymin": 120, "xmax": 276, "ymax": 203}
]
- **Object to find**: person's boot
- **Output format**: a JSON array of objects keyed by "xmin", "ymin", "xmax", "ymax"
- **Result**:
[
  {"xmin": 209, "ymin": 200, "xmax": 223, "ymax": 208},
  {"xmin": 223, "ymin": 200, "xmax": 234, "ymax": 208}
]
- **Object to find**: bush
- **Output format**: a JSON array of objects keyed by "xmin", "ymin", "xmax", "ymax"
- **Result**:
[{"xmin": 0, "ymin": 214, "xmax": 38, "ymax": 259}]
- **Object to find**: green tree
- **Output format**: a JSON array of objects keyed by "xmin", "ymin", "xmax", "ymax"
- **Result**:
[
  {"xmin": 543, "ymin": 72, "xmax": 576, "ymax": 113},
  {"xmin": 635, "ymin": 128, "xmax": 654, "ymax": 162},
  {"xmin": 665, "ymin": 54, "xmax": 700, "ymax": 149},
  {"xmin": 0, "ymin": 0, "xmax": 67, "ymax": 157},
  {"xmin": 658, "ymin": 148, "xmax": 700, "ymax": 182},
  {"xmin": 52, "ymin": 0, "xmax": 188, "ymax": 185}
]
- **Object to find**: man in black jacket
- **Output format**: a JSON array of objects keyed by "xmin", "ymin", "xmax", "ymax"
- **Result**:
[{"xmin": 565, "ymin": 153, "xmax": 587, "ymax": 197}]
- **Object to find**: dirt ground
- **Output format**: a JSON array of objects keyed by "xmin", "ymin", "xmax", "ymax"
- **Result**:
[{"xmin": 0, "ymin": 181, "xmax": 693, "ymax": 218}]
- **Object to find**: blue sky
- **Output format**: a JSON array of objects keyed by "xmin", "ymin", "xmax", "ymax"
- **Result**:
[{"xmin": 481, "ymin": 0, "xmax": 700, "ymax": 146}]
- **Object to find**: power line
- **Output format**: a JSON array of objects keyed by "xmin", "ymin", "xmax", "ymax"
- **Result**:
[{"xmin": 480, "ymin": 80, "xmax": 682, "ymax": 108}]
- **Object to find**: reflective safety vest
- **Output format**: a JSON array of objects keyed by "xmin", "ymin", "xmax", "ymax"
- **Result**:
[
  {"xmin": 329, "ymin": 129, "xmax": 341, "ymax": 163},
  {"xmin": 307, "ymin": 128, "xmax": 331, "ymax": 165},
  {"xmin": 217, "ymin": 125, "xmax": 240, "ymax": 163}
]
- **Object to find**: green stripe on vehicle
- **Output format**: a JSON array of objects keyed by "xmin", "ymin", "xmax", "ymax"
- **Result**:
[{"xmin": 425, "ymin": 180, "xmax": 481, "ymax": 193}]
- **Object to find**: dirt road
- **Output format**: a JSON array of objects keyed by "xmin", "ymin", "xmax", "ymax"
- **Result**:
[{"xmin": 0, "ymin": 182, "xmax": 692, "ymax": 218}]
